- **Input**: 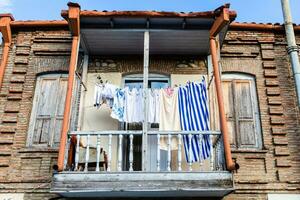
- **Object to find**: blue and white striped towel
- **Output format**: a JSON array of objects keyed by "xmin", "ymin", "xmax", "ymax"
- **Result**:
[{"xmin": 178, "ymin": 79, "xmax": 211, "ymax": 163}]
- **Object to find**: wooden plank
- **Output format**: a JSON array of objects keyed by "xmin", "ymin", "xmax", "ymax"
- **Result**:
[
  {"xmin": 51, "ymin": 172, "xmax": 233, "ymax": 197},
  {"xmin": 53, "ymin": 171, "xmax": 232, "ymax": 182}
]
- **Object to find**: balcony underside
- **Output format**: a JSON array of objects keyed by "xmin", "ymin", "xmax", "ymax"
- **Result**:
[{"xmin": 51, "ymin": 171, "xmax": 233, "ymax": 198}]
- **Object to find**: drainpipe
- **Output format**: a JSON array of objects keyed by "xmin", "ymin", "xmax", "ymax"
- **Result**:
[
  {"xmin": 57, "ymin": 2, "xmax": 81, "ymax": 172},
  {"xmin": 210, "ymin": 7, "xmax": 239, "ymax": 171},
  {"xmin": 280, "ymin": 0, "xmax": 300, "ymax": 107},
  {"xmin": 0, "ymin": 14, "xmax": 14, "ymax": 92}
]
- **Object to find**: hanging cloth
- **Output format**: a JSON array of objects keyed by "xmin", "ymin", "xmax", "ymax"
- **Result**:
[
  {"xmin": 159, "ymin": 87, "xmax": 180, "ymax": 150},
  {"xmin": 94, "ymin": 83, "xmax": 104, "ymax": 108},
  {"xmin": 178, "ymin": 80, "xmax": 211, "ymax": 163},
  {"xmin": 123, "ymin": 87, "xmax": 144, "ymax": 123},
  {"xmin": 148, "ymin": 89, "xmax": 160, "ymax": 123},
  {"xmin": 111, "ymin": 88, "xmax": 125, "ymax": 122}
]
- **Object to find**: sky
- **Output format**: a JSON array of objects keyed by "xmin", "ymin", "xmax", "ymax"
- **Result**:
[{"xmin": 0, "ymin": 0, "xmax": 299, "ymax": 24}]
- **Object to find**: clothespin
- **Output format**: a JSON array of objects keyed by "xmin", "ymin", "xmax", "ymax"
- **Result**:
[{"xmin": 97, "ymin": 75, "xmax": 104, "ymax": 84}]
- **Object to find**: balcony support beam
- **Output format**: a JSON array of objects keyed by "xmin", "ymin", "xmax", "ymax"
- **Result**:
[
  {"xmin": 142, "ymin": 30, "xmax": 150, "ymax": 171},
  {"xmin": 57, "ymin": 2, "xmax": 81, "ymax": 171},
  {"xmin": 0, "ymin": 14, "xmax": 14, "ymax": 92},
  {"xmin": 209, "ymin": 6, "xmax": 239, "ymax": 171}
]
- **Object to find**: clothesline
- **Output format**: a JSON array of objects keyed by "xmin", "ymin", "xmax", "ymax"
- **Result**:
[{"xmin": 93, "ymin": 78, "xmax": 211, "ymax": 163}]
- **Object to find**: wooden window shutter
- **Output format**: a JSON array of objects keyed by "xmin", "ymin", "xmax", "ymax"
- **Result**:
[
  {"xmin": 222, "ymin": 73, "xmax": 262, "ymax": 150},
  {"xmin": 52, "ymin": 77, "xmax": 68, "ymax": 146},
  {"xmin": 32, "ymin": 77, "xmax": 59, "ymax": 146},
  {"xmin": 222, "ymin": 80, "xmax": 237, "ymax": 148},
  {"xmin": 233, "ymin": 80, "xmax": 258, "ymax": 148},
  {"xmin": 28, "ymin": 74, "xmax": 68, "ymax": 147}
]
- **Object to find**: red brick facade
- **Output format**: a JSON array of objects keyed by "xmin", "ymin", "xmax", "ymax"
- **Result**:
[
  {"xmin": 221, "ymin": 29, "xmax": 300, "ymax": 199},
  {"xmin": 0, "ymin": 25, "xmax": 299, "ymax": 199}
]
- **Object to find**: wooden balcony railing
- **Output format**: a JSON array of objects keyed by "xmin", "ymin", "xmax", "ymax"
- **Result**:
[{"xmin": 63, "ymin": 130, "xmax": 226, "ymax": 173}]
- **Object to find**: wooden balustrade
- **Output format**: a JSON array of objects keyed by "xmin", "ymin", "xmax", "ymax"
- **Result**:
[{"xmin": 67, "ymin": 130, "xmax": 225, "ymax": 172}]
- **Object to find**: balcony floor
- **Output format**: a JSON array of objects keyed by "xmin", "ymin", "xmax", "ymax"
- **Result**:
[{"xmin": 51, "ymin": 171, "xmax": 233, "ymax": 198}]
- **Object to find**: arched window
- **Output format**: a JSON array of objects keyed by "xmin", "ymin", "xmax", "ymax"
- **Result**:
[
  {"xmin": 222, "ymin": 73, "xmax": 262, "ymax": 149},
  {"xmin": 27, "ymin": 73, "xmax": 68, "ymax": 147}
]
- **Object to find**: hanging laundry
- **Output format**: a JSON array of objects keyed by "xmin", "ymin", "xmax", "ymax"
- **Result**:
[
  {"xmin": 154, "ymin": 89, "xmax": 160, "ymax": 123},
  {"xmin": 178, "ymin": 79, "xmax": 211, "ymax": 163},
  {"xmin": 93, "ymin": 83, "xmax": 117, "ymax": 109},
  {"xmin": 135, "ymin": 88, "xmax": 144, "ymax": 122},
  {"xmin": 103, "ymin": 83, "xmax": 117, "ymax": 108},
  {"xmin": 94, "ymin": 83, "xmax": 104, "ymax": 108},
  {"xmin": 159, "ymin": 87, "xmax": 180, "ymax": 150},
  {"xmin": 123, "ymin": 87, "xmax": 144, "ymax": 123},
  {"xmin": 111, "ymin": 88, "xmax": 125, "ymax": 122},
  {"xmin": 148, "ymin": 89, "xmax": 160, "ymax": 123}
]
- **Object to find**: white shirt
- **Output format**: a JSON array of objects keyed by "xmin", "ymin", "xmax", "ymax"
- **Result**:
[{"xmin": 148, "ymin": 89, "xmax": 160, "ymax": 123}]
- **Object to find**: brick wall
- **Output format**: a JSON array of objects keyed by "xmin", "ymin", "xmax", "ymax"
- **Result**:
[
  {"xmin": 0, "ymin": 28, "xmax": 70, "ymax": 199},
  {"xmin": 0, "ymin": 27, "xmax": 299, "ymax": 200},
  {"xmin": 222, "ymin": 30, "xmax": 300, "ymax": 199},
  {"xmin": 88, "ymin": 55, "xmax": 207, "ymax": 75}
]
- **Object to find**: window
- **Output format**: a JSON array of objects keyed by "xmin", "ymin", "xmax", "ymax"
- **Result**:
[
  {"xmin": 27, "ymin": 74, "xmax": 68, "ymax": 147},
  {"xmin": 122, "ymin": 73, "xmax": 170, "ymax": 171},
  {"xmin": 222, "ymin": 73, "xmax": 262, "ymax": 149}
]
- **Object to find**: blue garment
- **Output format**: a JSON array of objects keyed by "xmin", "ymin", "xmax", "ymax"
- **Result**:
[
  {"xmin": 111, "ymin": 88, "xmax": 125, "ymax": 122},
  {"xmin": 178, "ymin": 79, "xmax": 211, "ymax": 163}
]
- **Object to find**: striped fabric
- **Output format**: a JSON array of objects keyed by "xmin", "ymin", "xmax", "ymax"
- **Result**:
[{"xmin": 178, "ymin": 79, "xmax": 211, "ymax": 163}]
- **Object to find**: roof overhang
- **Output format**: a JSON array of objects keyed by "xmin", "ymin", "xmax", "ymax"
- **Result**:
[{"xmin": 61, "ymin": 4, "xmax": 236, "ymax": 56}]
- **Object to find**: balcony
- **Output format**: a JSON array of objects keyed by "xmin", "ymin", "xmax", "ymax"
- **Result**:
[
  {"xmin": 50, "ymin": 3, "xmax": 237, "ymax": 198},
  {"xmin": 51, "ymin": 130, "xmax": 233, "ymax": 198}
]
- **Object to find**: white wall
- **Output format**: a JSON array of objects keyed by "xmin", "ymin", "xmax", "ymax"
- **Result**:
[{"xmin": 80, "ymin": 72, "xmax": 122, "ymax": 171}]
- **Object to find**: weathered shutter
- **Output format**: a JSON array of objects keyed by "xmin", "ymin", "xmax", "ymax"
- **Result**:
[
  {"xmin": 52, "ymin": 77, "xmax": 68, "ymax": 146},
  {"xmin": 234, "ymin": 80, "xmax": 257, "ymax": 148},
  {"xmin": 222, "ymin": 80, "xmax": 237, "ymax": 148},
  {"xmin": 32, "ymin": 77, "xmax": 59, "ymax": 146}
]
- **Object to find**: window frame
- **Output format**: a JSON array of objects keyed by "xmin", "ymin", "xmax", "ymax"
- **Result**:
[
  {"xmin": 222, "ymin": 73, "xmax": 262, "ymax": 150},
  {"xmin": 27, "ymin": 73, "xmax": 68, "ymax": 148}
]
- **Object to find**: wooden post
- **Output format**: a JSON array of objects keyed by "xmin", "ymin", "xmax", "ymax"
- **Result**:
[
  {"xmin": 142, "ymin": 31, "xmax": 150, "ymax": 171},
  {"xmin": 57, "ymin": 3, "xmax": 81, "ymax": 171},
  {"xmin": 0, "ymin": 14, "xmax": 14, "ymax": 92},
  {"xmin": 77, "ymin": 54, "xmax": 89, "ymax": 131},
  {"xmin": 209, "ymin": 7, "xmax": 239, "ymax": 171}
]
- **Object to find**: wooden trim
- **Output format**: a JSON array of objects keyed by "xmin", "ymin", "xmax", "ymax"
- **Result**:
[{"xmin": 210, "ymin": 8, "xmax": 230, "ymax": 37}]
